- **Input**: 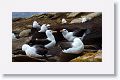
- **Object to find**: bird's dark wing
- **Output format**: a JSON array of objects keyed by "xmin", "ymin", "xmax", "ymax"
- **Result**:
[
  {"xmin": 73, "ymin": 29, "xmax": 87, "ymax": 37},
  {"xmin": 36, "ymin": 39, "xmax": 51, "ymax": 45},
  {"xmin": 34, "ymin": 45, "xmax": 48, "ymax": 55},
  {"xmin": 31, "ymin": 32, "xmax": 47, "ymax": 39},
  {"xmin": 85, "ymin": 28, "xmax": 91, "ymax": 35},
  {"xmin": 80, "ymin": 28, "xmax": 91, "ymax": 41},
  {"xmin": 30, "ymin": 28, "xmax": 40, "ymax": 35},
  {"xmin": 29, "ymin": 39, "xmax": 51, "ymax": 46},
  {"xmin": 34, "ymin": 45, "xmax": 45, "ymax": 48},
  {"xmin": 59, "ymin": 42, "xmax": 72, "ymax": 50},
  {"xmin": 53, "ymin": 32, "xmax": 66, "ymax": 43}
]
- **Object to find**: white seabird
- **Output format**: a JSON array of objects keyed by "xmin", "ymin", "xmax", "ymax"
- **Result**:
[
  {"xmin": 81, "ymin": 17, "xmax": 87, "ymax": 23},
  {"xmin": 22, "ymin": 44, "xmax": 48, "ymax": 57},
  {"xmin": 12, "ymin": 33, "xmax": 17, "ymax": 40},
  {"xmin": 44, "ymin": 30, "xmax": 57, "ymax": 49},
  {"xmin": 28, "ymin": 24, "xmax": 50, "ymax": 45},
  {"xmin": 31, "ymin": 30, "xmax": 57, "ymax": 49},
  {"xmin": 30, "ymin": 21, "xmax": 41, "ymax": 34},
  {"xmin": 32, "ymin": 21, "xmax": 41, "ymax": 28},
  {"xmin": 60, "ymin": 28, "xmax": 90, "ymax": 41},
  {"xmin": 62, "ymin": 38, "xmax": 84, "ymax": 54},
  {"xmin": 62, "ymin": 18, "xmax": 67, "ymax": 24},
  {"xmin": 46, "ymin": 24, "xmax": 50, "ymax": 27},
  {"xmin": 38, "ymin": 24, "xmax": 50, "ymax": 32},
  {"xmin": 60, "ymin": 29, "xmax": 75, "ymax": 41}
]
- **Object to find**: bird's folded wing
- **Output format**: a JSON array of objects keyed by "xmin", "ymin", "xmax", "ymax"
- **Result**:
[{"xmin": 73, "ymin": 29, "xmax": 87, "ymax": 37}]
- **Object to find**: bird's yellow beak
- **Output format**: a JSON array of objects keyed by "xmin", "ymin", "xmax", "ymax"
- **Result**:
[
  {"xmin": 52, "ymin": 31, "xmax": 57, "ymax": 33},
  {"xmin": 60, "ymin": 30, "xmax": 63, "ymax": 32}
]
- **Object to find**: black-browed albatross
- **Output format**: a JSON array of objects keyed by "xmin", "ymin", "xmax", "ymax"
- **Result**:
[{"xmin": 60, "ymin": 28, "xmax": 90, "ymax": 41}]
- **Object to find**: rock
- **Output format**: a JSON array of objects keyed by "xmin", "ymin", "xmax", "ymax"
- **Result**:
[
  {"xmin": 12, "ymin": 49, "xmax": 26, "ymax": 55},
  {"xmin": 84, "ymin": 45, "xmax": 98, "ymax": 50},
  {"xmin": 70, "ymin": 50, "xmax": 102, "ymax": 62},
  {"xmin": 58, "ymin": 52, "xmax": 80, "ymax": 62},
  {"xmin": 12, "ymin": 12, "xmax": 102, "ymax": 62},
  {"xmin": 82, "ymin": 12, "xmax": 102, "ymax": 21},
  {"xmin": 47, "ymin": 56, "xmax": 60, "ymax": 62},
  {"xmin": 12, "ymin": 37, "xmax": 30, "ymax": 51},
  {"xmin": 26, "ymin": 25, "xmax": 32, "ymax": 28},
  {"xmin": 19, "ymin": 29, "xmax": 31, "ymax": 37},
  {"xmin": 94, "ymin": 50, "xmax": 102, "ymax": 59},
  {"xmin": 48, "ymin": 12, "xmax": 57, "ymax": 15},
  {"xmin": 12, "ymin": 55, "xmax": 47, "ymax": 62},
  {"xmin": 70, "ymin": 18, "xmax": 83, "ymax": 24},
  {"xmin": 12, "ymin": 18, "xmax": 24, "ymax": 22},
  {"xmin": 70, "ymin": 17, "xmax": 90, "ymax": 24},
  {"xmin": 70, "ymin": 12, "xmax": 102, "ymax": 24},
  {"xmin": 50, "ymin": 13, "xmax": 67, "ymax": 20},
  {"xmin": 67, "ymin": 12, "xmax": 81, "ymax": 18}
]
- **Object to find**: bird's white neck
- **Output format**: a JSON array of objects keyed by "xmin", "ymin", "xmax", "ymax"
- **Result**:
[
  {"xmin": 62, "ymin": 31, "xmax": 68, "ymax": 36},
  {"xmin": 39, "ymin": 29, "xmax": 46, "ymax": 32},
  {"xmin": 46, "ymin": 34, "xmax": 55, "ymax": 41}
]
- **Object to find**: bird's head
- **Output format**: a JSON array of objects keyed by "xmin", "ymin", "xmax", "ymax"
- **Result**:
[
  {"xmin": 39, "ymin": 24, "xmax": 50, "ymax": 32},
  {"xmin": 33, "ymin": 21, "xmax": 39, "ymax": 28},
  {"xmin": 62, "ymin": 18, "xmax": 67, "ymax": 24},
  {"xmin": 46, "ymin": 30, "xmax": 57, "ymax": 41},
  {"xmin": 22, "ymin": 44, "xmax": 30, "ymax": 51},
  {"xmin": 46, "ymin": 24, "xmax": 50, "ymax": 27},
  {"xmin": 60, "ymin": 29, "xmax": 68, "ymax": 35},
  {"xmin": 46, "ymin": 30, "xmax": 57, "ymax": 35}
]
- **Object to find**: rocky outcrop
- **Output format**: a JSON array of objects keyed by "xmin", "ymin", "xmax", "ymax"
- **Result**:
[
  {"xmin": 12, "ymin": 12, "xmax": 102, "ymax": 62},
  {"xmin": 70, "ymin": 50, "xmax": 102, "ymax": 62},
  {"xmin": 12, "ymin": 37, "xmax": 30, "ymax": 51},
  {"xmin": 70, "ymin": 12, "xmax": 102, "ymax": 24},
  {"xmin": 19, "ymin": 29, "xmax": 31, "ymax": 37},
  {"xmin": 70, "ymin": 18, "xmax": 83, "ymax": 24},
  {"xmin": 67, "ymin": 12, "xmax": 81, "ymax": 18}
]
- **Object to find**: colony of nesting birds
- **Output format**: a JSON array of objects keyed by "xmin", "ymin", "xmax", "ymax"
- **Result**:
[{"xmin": 12, "ymin": 12, "xmax": 102, "ymax": 62}]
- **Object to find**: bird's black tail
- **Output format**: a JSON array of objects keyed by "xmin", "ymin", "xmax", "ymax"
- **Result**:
[{"xmin": 81, "ymin": 29, "xmax": 91, "ymax": 41}]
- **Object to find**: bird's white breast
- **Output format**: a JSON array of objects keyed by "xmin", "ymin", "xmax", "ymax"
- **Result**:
[
  {"xmin": 62, "ymin": 38, "xmax": 84, "ymax": 54},
  {"xmin": 25, "ymin": 47, "xmax": 38, "ymax": 57},
  {"xmin": 65, "ymin": 32, "xmax": 75, "ymax": 41},
  {"xmin": 45, "ymin": 40, "xmax": 56, "ymax": 49}
]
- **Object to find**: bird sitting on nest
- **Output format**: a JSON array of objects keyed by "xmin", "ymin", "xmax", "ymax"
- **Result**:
[
  {"xmin": 38, "ymin": 24, "xmax": 50, "ymax": 33},
  {"xmin": 32, "ymin": 21, "xmax": 50, "ymax": 33},
  {"xmin": 60, "ymin": 28, "xmax": 90, "ymax": 41},
  {"xmin": 33, "ymin": 21, "xmax": 41, "ymax": 29},
  {"xmin": 60, "ymin": 38, "xmax": 84, "ymax": 54},
  {"xmin": 30, "ymin": 21, "xmax": 42, "ymax": 35},
  {"xmin": 29, "ymin": 30, "xmax": 57, "ymax": 49},
  {"xmin": 62, "ymin": 18, "xmax": 67, "ymax": 24},
  {"xmin": 28, "ymin": 24, "xmax": 51, "ymax": 45},
  {"xmin": 22, "ymin": 44, "xmax": 48, "ymax": 58}
]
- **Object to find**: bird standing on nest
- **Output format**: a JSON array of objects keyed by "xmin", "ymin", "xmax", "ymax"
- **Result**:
[{"xmin": 62, "ymin": 38, "xmax": 84, "ymax": 54}]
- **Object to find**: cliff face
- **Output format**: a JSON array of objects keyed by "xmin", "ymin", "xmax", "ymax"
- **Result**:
[{"xmin": 12, "ymin": 12, "xmax": 102, "ymax": 62}]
